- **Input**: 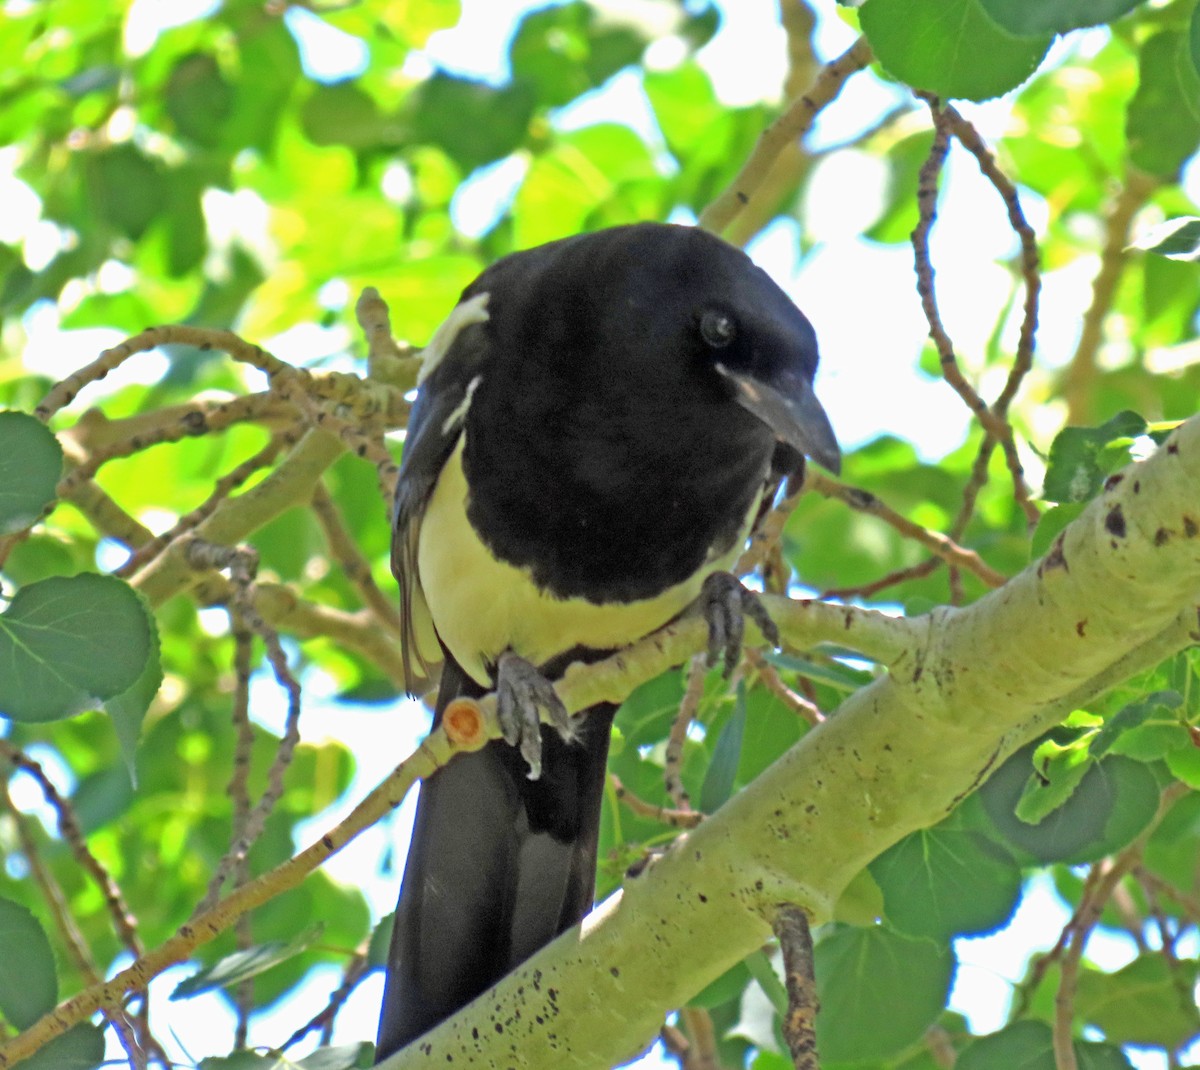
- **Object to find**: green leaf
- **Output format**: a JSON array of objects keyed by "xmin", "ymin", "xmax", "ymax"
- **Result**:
[
  {"xmin": 980, "ymin": 746, "xmax": 1160, "ymax": 863},
  {"xmin": 0, "ymin": 574, "xmax": 154, "ymax": 724},
  {"xmin": 165, "ymin": 52, "xmax": 234, "ymax": 148},
  {"xmin": 832, "ymin": 865, "xmax": 885, "ymax": 927},
  {"xmin": 688, "ymin": 959, "xmax": 752, "ymax": 1010},
  {"xmin": 512, "ymin": 123, "xmax": 658, "ymax": 247},
  {"xmin": 510, "ymin": 2, "xmax": 646, "ymax": 109},
  {"xmin": 614, "ymin": 671, "xmax": 684, "ymax": 748},
  {"xmin": 1091, "ymin": 690, "xmax": 1182, "ymax": 758},
  {"xmin": 0, "ymin": 411, "xmax": 62, "ymax": 535},
  {"xmin": 198, "ymin": 1054, "xmax": 280, "ymax": 1070},
  {"xmin": 408, "ymin": 74, "xmax": 535, "ymax": 172},
  {"xmin": 367, "ymin": 912, "xmax": 394, "ymax": 969},
  {"xmin": 870, "ymin": 827, "xmax": 1021, "ymax": 940},
  {"xmin": 761, "ymin": 652, "xmax": 873, "ymax": 692},
  {"xmin": 814, "ymin": 924, "xmax": 954, "ymax": 1062},
  {"xmin": 744, "ymin": 950, "xmax": 788, "ymax": 1016},
  {"xmin": 1165, "ymin": 737, "xmax": 1200, "ymax": 789},
  {"xmin": 1192, "ymin": 4, "xmax": 1200, "ymax": 83},
  {"xmin": 171, "ymin": 924, "xmax": 324, "ymax": 999},
  {"xmin": 864, "ymin": 130, "xmax": 936, "ymax": 244},
  {"xmin": 700, "ymin": 680, "xmax": 746, "ymax": 812},
  {"xmin": 1041, "ymin": 410, "xmax": 1146, "ymax": 504},
  {"xmin": 1029, "ymin": 503, "xmax": 1084, "ymax": 560},
  {"xmin": 1144, "ymin": 791, "xmax": 1200, "ymax": 888},
  {"xmin": 83, "ymin": 143, "xmax": 169, "ymax": 241},
  {"xmin": 977, "ymin": 0, "xmax": 1146, "ymax": 35},
  {"xmin": 1075, "ymin": 955, "xmax": 1200, "ymax": 1049},
  {"xmin": 957, "ymin": 1020, "xmax": 1133, "ymax": 1070},
  {"xmin": 1127, "ymin": 32, "xmax": 1200, "ymax": 178},
  {"xmin": 105, "ymin": 606, "xmax": 163, "ymax": 782},
  {"xmin": 1015, "ymin": 738, "xmax": 1092, "ymax": 823},
  {"xmin": 860, "ymin": 0, "xmax": 1052, "ymax": 102},
  {"xmin": 301, "ymin": 82, "xmax": 397, "ymax": 150},
  {"xmin": 0, "ymin": 897, "xmax": 57, "ymax": 1029},
  {"xmin": 224, "ymin": 14, "xmax": 302, "ymax": 153},
  {"xmin": 298, "ymin": 1044, "xmax": 373, "ymax": 1070},
  {"xmin": 1132, "ymin": 216, "xmax": 1200, "ymax": 261},
  {"xmin": 9, "ymin": 1023, "xmax": 105, "ymax": 1070}
]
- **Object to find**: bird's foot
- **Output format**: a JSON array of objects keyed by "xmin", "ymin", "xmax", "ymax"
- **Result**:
[
  {"xmin": 701, "ymin": 571, "xmax": 781, "ymax": 677},
  {"xmin": 495, "ymin": 651, "xmax": 577, "ymax": 780}
]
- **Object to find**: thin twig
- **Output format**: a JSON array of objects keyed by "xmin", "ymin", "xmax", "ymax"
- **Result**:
[
  {"xmin": 311, "ymin": 481, "xmax": 403, "ymax": 636},
  {"xmin": 744, "ymin": 650, "xmax": 824, "ymax": 726},
  {"xmin": 807, "ymin": 472, "xmax": 1008, "ymax": 588},
  {"xmin": 821, "ymin": 556, "xmax": 942, "ymax": 602},
  {"xmin": 609, "ymin": 774, "xmax": 705, "ymax": 829},
  {"xmin": 665, "ymin": 655, "xmax": 708, "ymax": 810},
  {"xmin": 678, "ymin": 1007, "xmax": 724, "ymax": 1070},
  {"xmin": 0, "ymin": 782, "xmax": 149, "ymax": 1067},
  {"xmin": 1061, "ymin": 171, "xmax": 1158, "ymax": 425},
  {"xmin": 0, "ymin": 721, "xmax": 462, "ymax": 1067},
  {"xmin": 0, "ymin": 741, "xmax": 143, "ymax": 956},
  {"xmin": 700, "ymin": 37, "xmax": 873, "ymax": 236},
  {"xmin": 191, "ymin": 542, "xmax": 304, "ymax": 916},
  {"xmin": 116, "ymin": 432, "xmax": 297, "ymax": 579},
  {"xmin": 775, "ymin": 905, "xmax": 819, "ymax": 1070}
]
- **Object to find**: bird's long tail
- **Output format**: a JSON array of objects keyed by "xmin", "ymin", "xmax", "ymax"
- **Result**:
[{"xmin": 375, "ymin": 656, "xmax": 616, "ymax": 1061}]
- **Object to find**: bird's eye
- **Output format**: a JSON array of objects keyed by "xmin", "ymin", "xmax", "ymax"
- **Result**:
[{"xmin": 699, "ymin": 309, "xmax": 736, "ymax": 349}]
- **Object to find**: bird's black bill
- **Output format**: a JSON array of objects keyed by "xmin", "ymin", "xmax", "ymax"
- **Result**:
[{"xmin": 716, "ymin": 364, "xmax": 842, "ymax": 475}]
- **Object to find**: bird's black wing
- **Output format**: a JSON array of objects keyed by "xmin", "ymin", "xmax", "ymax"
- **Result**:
[{"xmin": 391, "ymin": 295, "xmax": 490, "ymax": 689}]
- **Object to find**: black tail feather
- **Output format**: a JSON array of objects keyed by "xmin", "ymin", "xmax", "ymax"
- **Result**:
[{"xmin": 375, "ymin": 657, "xmax": 615, "ymax": 1060}]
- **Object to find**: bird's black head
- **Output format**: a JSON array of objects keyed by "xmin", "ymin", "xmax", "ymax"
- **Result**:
[
  {"xmin": 633, "ymin": 223, "xmax": 842, "ymax": 475},
  {"xmin": 465, "ymin": 221, "xmax": 841, "ymax": 475}
]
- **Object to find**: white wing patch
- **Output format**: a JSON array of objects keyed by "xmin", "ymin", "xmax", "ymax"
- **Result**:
[
  {"xmin": 418, "ymin": 291, "xmax": 491, "ymax": 384},
  {"xmin": 440, "ymin": 374, "xmax": 482, "ymax": 436}
]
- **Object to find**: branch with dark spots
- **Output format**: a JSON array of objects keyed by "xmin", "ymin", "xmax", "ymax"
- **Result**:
[{"xmin": 1105, "ymin": 505, "xmax": 1127, "ymax": 539}]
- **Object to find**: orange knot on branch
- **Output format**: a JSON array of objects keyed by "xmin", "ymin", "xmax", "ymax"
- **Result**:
[{"xmin": 443, "ymin": 697, "xmax": 487, "ymax": 749}]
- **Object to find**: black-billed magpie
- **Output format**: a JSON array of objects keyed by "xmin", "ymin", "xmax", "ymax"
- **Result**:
[{"xmin": 375, "ymin": 221, "xmax": 840, "ymax": 1060}]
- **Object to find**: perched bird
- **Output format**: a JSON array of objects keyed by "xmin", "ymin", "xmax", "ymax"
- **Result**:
[{"xmin": 375, "ymin": 221, "xmax": 840, "ymax": 1060}]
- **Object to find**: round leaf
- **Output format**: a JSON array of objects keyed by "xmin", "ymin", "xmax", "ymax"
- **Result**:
[
  {"xmin": 0, "ymin": 897, "xmax": 57, "ymax": 1029},
  {"xmin": 0, "ymin": 411, "xmax": 62, "ymax": 536},
  {"xmin": 861, "ymin": 0, "xmax": 1052, "ymax": 102},
  {"xmin": 980, "ymin": 747, "xmax": 1160, "ymax": 864},
  {"xmin": 8, "ymin": 1023, "xmax": 105, "ymax": 1070},
  {"xmin": 1076, "ymin": 954, "xmax": 1200, "ymax": 1049},
  {"xmin": 870, "ymin": 827, "xmax": 1021, "ymax": 940},
  {"xmin": 0, "ymin": 574, "xmax": 153, "ymax": 723},
  {"xmin": 815, "ymin": 924, "xmax": 954, "ymax": 1062},
  {"xmin": 1127, "ymin": 32, "xmax": 1200, "ymax": 177}
]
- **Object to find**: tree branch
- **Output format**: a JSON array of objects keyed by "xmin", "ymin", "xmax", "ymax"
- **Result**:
[
  {"xmin": 376, "ymin": 413, "xmax": 1200, "ymax": 1069},
  {"xmin": 699, "ymin": 37, "xmax": 873, "ymax": 237}
]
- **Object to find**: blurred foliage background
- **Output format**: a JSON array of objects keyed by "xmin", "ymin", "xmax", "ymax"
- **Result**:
[{"xmin": 1, "ymin": 1, "xmax": 1200, "ymax": 1068}]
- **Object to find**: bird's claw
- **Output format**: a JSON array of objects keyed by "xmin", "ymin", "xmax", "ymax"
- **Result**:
[
  {"xmin": 495, "ymin": 651, "xmax": 577, "ymax": 779},
  {"xmin": 701, "ymin": 571, "xmax": 780, "ymax": 677}
]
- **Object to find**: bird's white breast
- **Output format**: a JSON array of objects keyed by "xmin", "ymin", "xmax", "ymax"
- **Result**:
[{"xmin": 417, "ymin": 439, "xmax": 754, "ymax": 686}]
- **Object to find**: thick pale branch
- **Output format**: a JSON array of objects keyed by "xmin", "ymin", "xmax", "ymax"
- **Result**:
[{"xmin": 380, "ymin": 414, "xmax": 1200, "ymax": 1070}]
